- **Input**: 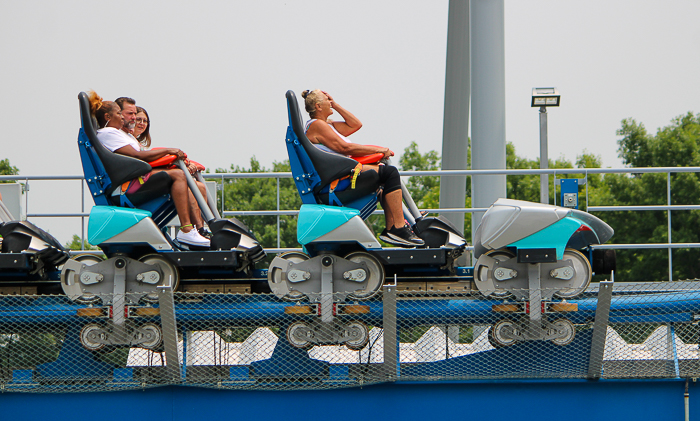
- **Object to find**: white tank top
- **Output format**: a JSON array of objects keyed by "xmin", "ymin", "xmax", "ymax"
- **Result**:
[{"xmin": 305, "ymin": 119, "xmax": 352, "ymax": 156}]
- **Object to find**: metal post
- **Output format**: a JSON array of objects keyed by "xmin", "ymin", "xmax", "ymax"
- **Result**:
[
  {"xmin": 470, "ymin": 0, "xmax": 507, "ymax": 239},
  {"xmin": 668, "ymin": 172, "xmax": 673, "ymax": 281},
  {"xmin": 440, "ymin": 0, "xmax": 470, "ymax": 234},
  {"xmin": 669, "ymin": 323, "xmax": 680, "ymax": 378},
  {"xmin": 175, "ymin": 160, "xmax": 215, "ymax": 223},
  {"xmin": 23, "ymin": 178, "xmax": 28, "ymax": 221},
  {"xmin": 195, "ymin": 172, "xmax": 221, "ymax": 220},
  {"xmin": 382, "ymin": 284, "xmax": 398, "ymax": 381},
  {"xmin": 277, "ymin": 177, "xmax": 281, "ymax": 248},
  {"xmin": 527, "ymin": 263, "xmax": 542, "ymax": 323},
  {"xmin": 587, "ymin": 279, "xmax": 614, "ymax": 379},
  {"xmin": 158, "ymin": 280, "xmax": 182, "ymax": 382},
  {"xmin": 220, "ymin": 174, "xmax": 225, "ymax": 217},
  {"xmin": 539, "ymin": 106, "xmax": 549, "ymax": 204},
  {"xmin": 81, "ymin": 182, "xmax": 85, "ymax": 250}
]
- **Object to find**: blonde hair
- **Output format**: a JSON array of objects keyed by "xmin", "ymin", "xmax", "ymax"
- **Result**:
[{"xmin": 301, "ymin": 89, "xmax": 325, "ymax": 117}]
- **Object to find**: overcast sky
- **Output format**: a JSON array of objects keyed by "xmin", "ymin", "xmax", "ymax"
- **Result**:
[{"xmin": 2, "ymin": 0, "xmax": 699, "ymax": 243}]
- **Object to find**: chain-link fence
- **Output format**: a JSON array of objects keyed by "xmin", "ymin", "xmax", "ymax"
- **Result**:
[{"xmin": 1, "ymin": 281, "xmax": 700, "ymax": 393}]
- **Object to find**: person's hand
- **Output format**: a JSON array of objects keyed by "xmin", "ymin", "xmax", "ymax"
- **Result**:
[
  {"xmin": 382, "ymin": 148, "xmax": 394, "ymax": 158},
  {"xmin": 167, "ymin": 148, "xmax": 186, "ymax": 159},
  {"xmin": 322, "ymin": 91, "xmax": 336, "ymax": 108},
  {"xmin": 186, "ymin": 162, "xmax": 198, "ymax": 175}
]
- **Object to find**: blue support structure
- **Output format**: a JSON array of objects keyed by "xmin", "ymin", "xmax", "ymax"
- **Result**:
[
  {"xmin": 559, "ymin": 178, "xmax": 582, "ymax": 209},
  {"xmin": 1, "ymin": 381, "xmax": 698, "ymax": 421}
]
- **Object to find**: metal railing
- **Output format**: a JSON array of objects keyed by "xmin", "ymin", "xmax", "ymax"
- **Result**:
[{"xmin": 2, "ymin": 166, "xmax": 699, "ymax": 278}]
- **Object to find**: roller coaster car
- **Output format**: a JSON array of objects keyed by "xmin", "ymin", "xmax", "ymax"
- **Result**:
[
  {"xmin": 268, "ymin": 90, "xmax": 468, "ymax": 303},
  {"xmin": 62, "ymin": 92, "xmax": 265, "ymax": 304},
  {"xmin": 0, "ymin": 215, "xmax": 70, "ymax": 287},
  {"xmin": 473, "ymin": 198, "xmax": 616, "ymax": 300}
]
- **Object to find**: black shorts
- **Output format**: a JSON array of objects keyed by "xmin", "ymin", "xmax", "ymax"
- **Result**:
[{"xmin": 377, "ymin": 165, "xmax": 401, "ymax": 194}]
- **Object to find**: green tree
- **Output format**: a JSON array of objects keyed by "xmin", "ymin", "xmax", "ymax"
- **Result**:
[
  {"xmin": 0, "ymin": 159, "xmax": 19, "ymax": 181},
  {"xmin": 217, "ymin": 158, "xmax": 301, "ymax": 249},
  {"xmin": 399, "ymin": 141, "xmax": 441, "ymax": 208},
  {"xmin": 0, "ymin": 331, "xmax": 62, "ymax": 369},
  {"xmin": 399, "ymin": 141, "xmax": 474, "ymax": 238},
  {"xmin": 64, "ymin": 234, "xmax": 99, "ymax": 251},
  {"xmin": 598, "ymin": 112, "xmax": 700, "ymax": 282}
]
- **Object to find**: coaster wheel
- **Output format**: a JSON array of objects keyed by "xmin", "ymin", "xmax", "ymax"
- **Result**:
[
  {"xmin": 553, "ymin": 249, "xmax": 592, "ymax": 299},
  {"xmin": 478, "ymin": 249, "xmax": 516, "ymax": 299},
  {"xmin": 138, "ymin": 322, "xmax": 163, "ymax": 350},
  {"xmin": 80, "ymin": 323, "xmax": 107, "ymax": 352},
  {"xmin": 72, "ymin": 254, "xmax": 105, "ymax": 304},
  {"xmin": 138, "ymin": 254, "xmax": 180, "ymax": 303},
  {"xmin": 286, "ymin": 321, "xmax": 313, "ymax": 349},
  {"xmin": 344, "ymin": 321, "xmax": 370, "ymax": 351},
  {"xmin": 344, "ymin": 252, "xmax": 385, "ymax": 301},
  {"xmin": 550, "ymin": 318, "xmax": 576, "ymax": 346},
  {"xmin": 268, "ymin": 251, "xmax": 310, "ymax": 301},
  {"xmin": 488, "ymin": 319, "xmax": 519, "ymax": 348}
]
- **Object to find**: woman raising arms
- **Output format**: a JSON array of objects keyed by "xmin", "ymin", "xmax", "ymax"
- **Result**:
[{"xmin": 302, "ymin": 89, "xmax": 423, "ymax": 247}]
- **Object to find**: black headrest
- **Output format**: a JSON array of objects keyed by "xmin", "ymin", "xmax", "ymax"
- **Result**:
[
  {"xmin": 286, "ymin": 90, "xmax": 359, "ymax": 188},
  {"xmin": 78, "ymin": 92, "xmax": 151, "ymax": 191}
]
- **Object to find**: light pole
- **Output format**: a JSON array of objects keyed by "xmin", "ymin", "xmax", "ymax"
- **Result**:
[{"xmin": 531, "ymin": 88, "xmax": 560, "ymax": 204}]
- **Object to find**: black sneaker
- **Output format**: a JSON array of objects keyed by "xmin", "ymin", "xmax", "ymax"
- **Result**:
[
  {"xmin": 198, "ymin": 227, "xmax": 212, "ymax": 239},
  {"xmin": 379, "ymin": 224, "xmax": 425, "ymax": 248}
]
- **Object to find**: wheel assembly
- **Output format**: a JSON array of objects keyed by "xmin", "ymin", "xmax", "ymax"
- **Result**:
[
  {"xmin": 488, "ymin": 319, "xmax": 519, "ymax": 348},
  {"xmin": 344, "ymin": 252, "xmax": 384, "ymax": 300},
  {"xmin": 268, "ymin": 251, "xmax": 310, "ymax": 301},
  {"xmin": 138, "ymin": 254, "xmax": 180, "ymax": 302},
  {"xmin": 344, "ymin": 321, "xmax": 369, "ymax": 350},
  {"xmin": 71, "ymin": 254, "xmax": 105, "ymax": 304},
  {"xmin": 550, "ymin": 318, "xmax": 576, "ymax": 346},
  {"xmin": 80, "ymin": 323, "xmax": 106, "ymax": 352},
  {"xmin": 553, "ymin": 249, "xmax": 591, "ymax": 299},
  {"xmin": 286, "ymin": 321, "xmax": 313, "ymax": 349},
  {"xmin": 479, "ymin": 249, "xmax": 516, "ymax": 299},
  {"xmin": 138, "ymin": 322, "xmax": 163, "ymax": 350}
]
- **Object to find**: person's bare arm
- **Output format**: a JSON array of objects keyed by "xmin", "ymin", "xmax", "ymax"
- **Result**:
[
  {"xmin": 114, "ymin": 146, "xmax": 186, "ymax": 162},
  {"xmin": 324, "ymin": 92, "xmax": 362, "ymax": 137},
  {"xmin": 308, "ymin": 121, "xmax": 393, "ymax": 158}
]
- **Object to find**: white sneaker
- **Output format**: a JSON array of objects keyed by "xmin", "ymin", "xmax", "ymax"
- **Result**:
[{"xmin": 176, "ymin": 229, "xmax": 211, "ymax": 247}]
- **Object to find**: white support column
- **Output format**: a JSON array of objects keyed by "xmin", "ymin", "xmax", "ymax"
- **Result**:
[
  {"xmin": 470, "ymin": 0, "xmax": 507, "ymax": 241},
  {"xmin": 440, "ymin": 0, "xmax": 470, "ymax": 235}
]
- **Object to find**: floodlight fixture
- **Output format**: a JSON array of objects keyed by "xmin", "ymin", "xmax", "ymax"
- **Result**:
[
  {"xmin": 532, "ymin": 87, "xmax": 561, "ymax": 204},
  {"xmin": 531, "ymin": 87, "xmax": 560, "ymax": 107}
]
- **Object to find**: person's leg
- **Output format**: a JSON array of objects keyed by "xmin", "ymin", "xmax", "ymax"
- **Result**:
[
  {"xmin": 166, "ymin": 170, "xmax": 194, "ymax": 232},
  {"xmin": 382, "ymin": 189, "xmax": 404, "ymax": 229},
  {"xmin": 187, "ymin": 189, "xmax": 204, "ymax": 229},
  {"xmin": 374, "ymin": 166, "xmax": 424, "ymax": 247}
]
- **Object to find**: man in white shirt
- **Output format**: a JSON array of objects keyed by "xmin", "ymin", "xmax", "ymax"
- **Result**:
[{"xmin": 115, "ymin": 97, "xmax": 138, "ymax": 136}]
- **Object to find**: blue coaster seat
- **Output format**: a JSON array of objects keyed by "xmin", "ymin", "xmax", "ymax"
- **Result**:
[
  {"xmin": 76, "ymin": 92, "xmax": 177, "ymax": 228},
  {"xmin": 284, "ymin": 90, "xmax": 378, "ymax": 220}
]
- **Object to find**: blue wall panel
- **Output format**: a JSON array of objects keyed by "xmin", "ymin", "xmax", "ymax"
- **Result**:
[{"xmin": 1, "ymin": 380, "xmax": 695, "ymax": 421}]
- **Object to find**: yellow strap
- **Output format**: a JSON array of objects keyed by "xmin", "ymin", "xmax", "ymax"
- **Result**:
[{"xmin": 350, "ymin": 163, "xmax": 363, "ymax": 189}]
